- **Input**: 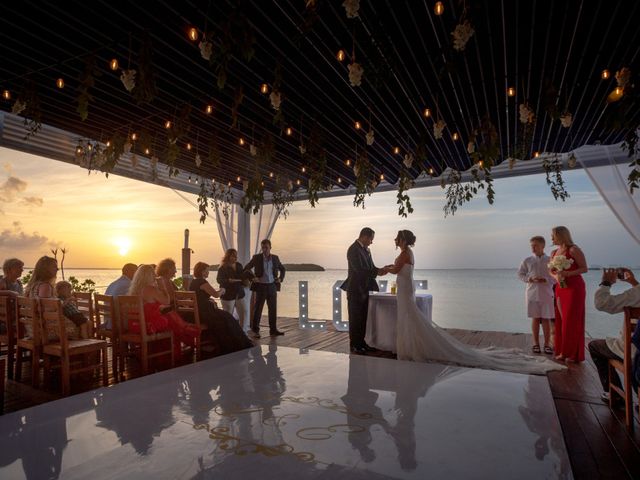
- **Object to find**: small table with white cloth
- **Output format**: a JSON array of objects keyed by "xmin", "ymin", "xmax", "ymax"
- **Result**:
[{"xmin": 365, "ymin": 292, "xmax": 433, "ymax": 353}]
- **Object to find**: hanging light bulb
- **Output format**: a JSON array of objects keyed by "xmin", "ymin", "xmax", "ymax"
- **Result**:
[
  {"xmin": 106, "ymin": 140, "xmax": 111, "ymax": 147},
  {"xmin": 2, "ymin": 90, "xmax": 10, "ymax": 100},
  {"xmin": 379, "ymin": 173, "xmax": 385, "ymax": 181},
  {"xmin": 76, "ymin": 146, "xmax": 83, "ymax": 154},
  {"xmin": 507, "ymin": 87, "xmax": 516, "ymax": 97},
  {"xmin": 393, "ymin": 146, "xmax": 400, "ymax": 155},
  {"xmin": 239, "ymin": 137, "xmax": 245, "ymax": 146},
  {"xmin": 236, "ymin": 176, "xmax": 241, "ymax": 182},
  {"xmin": 87, "ymin": 144, "xmax": 93, "ymax": 151},
  {"xmin": 301, "ymin": 166, "xmax": 306, "ymax": 173},
  {"xmin": 228, "ymin": 181, "xmax": 232, "ymax": 187},
  {"xmin": 188, "ymin": 176, "xmax": 192, "ymax": 183},
  {"xmin": 205, "ymin": 104, "xmax": 213, "ymax": 114},
  {"xmin": 286, "ymin": 127, "xmax": 293, "ymax": 136},
  {"xmin": 261, "ymin": 181, "xmax": 265, "ymax": 186},
  {"xmin": 337, "ymin": 49, "xmax": 346, "ymax": 62},
  {"xmin": 423, "ymin": 108, "xmax": 431, "ymax": 118},
  {"xmin": 260, "ymin": 83, "xmax": 269, "ymax": 94},
  {"xmin": 429, "ymin": 167, "xmax": 434, "ymax": 175},
  {"xmin": 434, "ymin": 1, "xmax": 444, "ymax": 15},
  {"xmin": 478, "ymin": 160, "xmax": 484, "ymax": 167},
  {"xmin": 165, "ymin": 120, "xmax": 172, "ymax": 129},
  {"xmin": 345, "ymin": 159, "xmax": 351, "ymax": 166},
  {"xmin": 269, "ymin": 172, "xmax": 274, "ymax": 178},
  {"xmin": 131, "ymin": 132, "xmax": 138, "ymax": 141},
  {"xmin": 145, "ymin": 147, "xmax": 150, "ymax": 155},
  {"xmin": 337, "ymin": 177, "xmax": 342, "ymax": 183},
  {"xmin": 296, "ymin": 179, "xmax": 301, "ymax": 185},
  {"xmin": 533, "ymin": 152, "xmax": 540, "ymax": 158},
  {"xmin": 188, "ymin": 27, "xmax": 199, "ymax": 42},
  {"xmin": 56, "ymin": 78, "xmax": 65, "ymax": 89},
  {"xmin": 601, "ymin": 69, "xmax": 610, "ymax": 80},
  {"xmin": 354, "ymin": 121, "xmax": 361, "ymax": 130},
  {"xmin": 452, "ymin": 132, "xmax": 459, "ymax": 141},
  {"xmin": 186, "ymin": 143, "xmax": 192, "ymax": 150},
  {"xmin": 608, "ymin": 87, "xmax": 624, "ymax": 102},
  {"xmin": 109, "ymin": 58, "xmax": 119, "ymax": 71}
]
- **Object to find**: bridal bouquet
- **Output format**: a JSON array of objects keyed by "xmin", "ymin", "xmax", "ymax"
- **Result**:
[{"xmin": 548, "ymin": 255, "xmax": 573, "ymax": 288}]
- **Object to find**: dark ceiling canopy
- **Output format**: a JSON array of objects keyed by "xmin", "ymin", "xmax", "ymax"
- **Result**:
[{"xmin": 0, "ymin": 0, "xmax": 638, "ymax": 193}]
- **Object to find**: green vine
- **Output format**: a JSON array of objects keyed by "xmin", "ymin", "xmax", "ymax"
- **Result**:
[
  {"xmin": 197, "ymin": 180, "xmax": 209, "ymax": 223},
  {"xmin": 240, "ymin": 176, "xmax": 265, "ymax": 214},
  {"xmin": 271, "ymin": 176, "xmax": 295, "ymax": 219},
  {"xmin": 101, "ymin": 133, "xmax": 127, "ymax": 175},
  {"xmin": 397, "ymin": 168, "xmax": 414, "ymax": 217},
  {"xmin": 133, "ymin": 31, "xmax": 157, "ymax": 104},
  {"xmin": 353, "ymin": 149, "xmax": 375, "ymax": 208},
  {"xmin": 305, "ymin": 122, "xmax": 329, "ymax": 207},
  {"xmin": 19, "ymin": 80, "xmax": 42, "ymax": 140},
  {"xmin": 76, "ymin": 55, "xmax": 99, "ymax": 121},
  {"xmin": 542, "ymin": 154, "xmax": 570, "ymax": 201}
]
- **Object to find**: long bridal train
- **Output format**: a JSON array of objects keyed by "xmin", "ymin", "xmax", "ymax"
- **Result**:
[{"xmin": 396, "ymin": 250, "xmax": 564, "ymax": 375}]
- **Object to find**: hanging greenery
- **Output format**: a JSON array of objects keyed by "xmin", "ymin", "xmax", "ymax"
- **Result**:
[
  {"xmin": 18, "ymin": 80, "xmax": 42, "ymax": 140},
  {"xmin": 305, "ymin": 122, "xmax": 329, "ymax": 207},
  {"xmin": 208, "ymin": 131, "xmax": 222, "ymax": 168},
  {"xmin": 397, "ymin": 168, "xmax": 414, "ymax": 217},
  {"xmin": 271, "ymin": 176, "xmax": 295, "ymax": 219},
  {"xmin": 230, "ymin": 85, "xmax": 244, "ymax": 129},
  {"xmin": 353, "ymin": 149, "xmax": 375, "ymax": 208},
  {"xmin": 76, "ymin": 55, "xmax": 99, "ymax": 121},
  {"xmin": 240, "ymin": 175, "xmax": 265, "ymax": 214},
  {"xmin": 100, "ymin": 133, "xmax": 127, "ymax": 176},
  {"xmin": 197, "ymin": 180, "xmax": 209, "ymax": 223},
  {"xmin": 542, "ymin": 154, "xmax": 570, "ymax": 201},
  {"xmin": 132, "ymin": 31, "xmax": 157, "ymax": 104},
  {"xmin": 164, "ymin": 104, "xmax": 192, "ymax": 176}
]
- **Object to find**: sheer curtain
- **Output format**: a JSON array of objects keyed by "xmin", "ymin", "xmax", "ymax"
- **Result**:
[{"xmin": 574, "ymin": 144, "xmax": 640, "ymax": 245}]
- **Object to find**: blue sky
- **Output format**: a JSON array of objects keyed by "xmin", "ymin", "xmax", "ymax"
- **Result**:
[{"xmin": 2, "ymin": 147, "xmax": 638, "ymax": 269}]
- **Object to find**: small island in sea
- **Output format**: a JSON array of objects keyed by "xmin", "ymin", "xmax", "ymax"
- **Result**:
[{"xmin": 208, "ymin": 263, "xmax": 324, "ymax": 271}]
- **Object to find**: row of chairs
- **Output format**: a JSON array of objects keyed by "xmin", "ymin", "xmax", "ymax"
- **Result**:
[{"xmin": 0, "ymin": 290, "xmax": 206, "ymax": 397}]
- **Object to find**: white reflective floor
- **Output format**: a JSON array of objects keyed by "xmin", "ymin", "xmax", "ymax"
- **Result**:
[{"xmin": 0, "ymin": 346, "xmax": 572, "ymax": 479}]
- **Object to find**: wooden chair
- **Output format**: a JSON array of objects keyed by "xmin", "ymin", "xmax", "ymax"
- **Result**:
[
  {"xmin": 94, "ymin": 294, "xmax": 120, "ymax": 380},
  {"xmin": 14, "ymin": 297, "xmax": 42, "ymax": 387},
  {"xmin": 0, "ymin": 358, "xmax": 4, "ymax": 415},
  {"xmin": 174, "ymin": 291, "xmax": 207, "ymax": 360},
  {"xmin": 116, "ymin": 296, "xmax": 174, "ymax": 376},
  {"xmin": 0, "ymin": 292, "xmax": 17, "ymax": 380},
  {"xmin": 40, "ymin": 298, "xmax": 108, "ymax": 396},
  {"xmin": 608, "ymin": 306, "xmax": 640, "ymax": 430},
  {"xmin": 73, "ymin": 291, "xmax": 94, "ymax": 337}
]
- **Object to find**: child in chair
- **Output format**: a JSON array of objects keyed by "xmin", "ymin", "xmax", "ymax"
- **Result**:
[
  {"xmin": 518, "ymin": 236, "xmax": 556, "ymax": 354},
  {"xmin": 55, "ymin": 281, "xmax": 89, "ymax": 332}
]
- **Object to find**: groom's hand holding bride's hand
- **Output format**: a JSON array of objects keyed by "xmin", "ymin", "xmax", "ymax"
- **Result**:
[{"xmin": 378, "ymin": 266, "xmax": 389, "ymax": 275}]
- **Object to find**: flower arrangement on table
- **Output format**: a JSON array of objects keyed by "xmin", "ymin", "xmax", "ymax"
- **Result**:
[{"xmin": 548, "ymin": 255, "xmax": 574, "ymax": 288}]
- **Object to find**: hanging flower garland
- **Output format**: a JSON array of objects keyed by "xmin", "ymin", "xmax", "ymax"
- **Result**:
[
  {"xmin": 519, "ymin": 103, "xmax": 535, "ymax": 124},
  {"xmin": 343, "ymin": 0, "xmax": 360, "ymax": 18},
  {"xmin": 433, "ymin": 119, "xmax": 446, "ymax": 139},
  {"xmin": 560, "ymin": 112, "xmax": 572, "ymax": 128},
  {"xmin": 11, "ymin": 100, "xmax": 26, "ymax": 115},
  {"xmin": 616, "ymin": 67, "xmax": 631, "ymax": 89},
  {"xmin": 120, "ymin": 69, "xmax": 136, "ymax": 92},
  {"xmin": 365, "ymin": 130, "xmax": 374, "ymax": 145},
  {"xmin": 199, "ymin": 39, "xmax": 213, "ymax": 61},
  {"xmin": 403, "ymin": 153, "xmax": 414, "ymax": 169},
  {"xmin": 451, "ymin": 20, "xmax": 475, "ymax": 51},
  {"xmin": 348, "ymin": 62, "xmax": 364, "ymax": 87}
]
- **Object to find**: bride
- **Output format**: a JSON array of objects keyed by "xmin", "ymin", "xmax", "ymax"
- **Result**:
[{"xmin": 385, "ymin": 230, "xmax": 564, "ymax": 375}]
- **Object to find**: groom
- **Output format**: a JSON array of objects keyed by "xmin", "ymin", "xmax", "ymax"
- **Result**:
[{"xmin": 341, "ymin": 227, "xmax": 389, "ymax": 354}]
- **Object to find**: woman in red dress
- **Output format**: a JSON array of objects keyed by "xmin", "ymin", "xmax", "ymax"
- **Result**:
[{"xmin": 549, "ymin": 226, "xmax": 588, "ymax": 362}]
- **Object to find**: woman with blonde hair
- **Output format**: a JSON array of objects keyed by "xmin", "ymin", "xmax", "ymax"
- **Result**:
[
  {"xmin": 216, "ymin": 249, "xmax": 249, "ymax": 332},
  {"xmin": 129, "ymin": 264, "xmax": 198, "ymax": 359},
  {"xmin": 549, "ymin": 226, "xmax": 588, "ymax": 362}
]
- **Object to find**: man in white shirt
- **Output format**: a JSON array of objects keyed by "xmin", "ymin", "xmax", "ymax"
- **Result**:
[
  {"xmin": 517, "ymin": 236, "xmax": 556, "ymax": 354},
  {"xmin": 591, "ymin": 267, "xmax": 640, "ymax": 402}
]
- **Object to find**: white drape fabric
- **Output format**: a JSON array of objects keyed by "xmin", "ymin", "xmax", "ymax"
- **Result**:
[{"xmin": 575, "ymin": 144, "xmax": 640, "ymax": 245}]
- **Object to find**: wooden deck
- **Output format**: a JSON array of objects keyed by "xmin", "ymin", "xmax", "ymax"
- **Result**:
[{"xmin": 2, "ymin": 316, "xmax": 639, "ymax": 478}]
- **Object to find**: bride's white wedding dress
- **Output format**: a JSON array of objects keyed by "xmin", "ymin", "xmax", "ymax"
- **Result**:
[{"xmin": 396, "ymin": 249, "xmax": 564, "ymax": 375}]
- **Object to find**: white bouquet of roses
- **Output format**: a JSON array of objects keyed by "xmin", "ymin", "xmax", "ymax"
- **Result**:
[{"xmin": 548, "ymin": 255, "xmax": 573, "ymax": 288}]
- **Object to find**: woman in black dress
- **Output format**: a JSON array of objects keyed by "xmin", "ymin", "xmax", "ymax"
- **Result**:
[
  {"xmin": 216, "ymin": 248, "xmax": 250, "ymax": 332},
  {"xmin": 189, "ymin": 262, "xmax": 253, "ymax": 355}
]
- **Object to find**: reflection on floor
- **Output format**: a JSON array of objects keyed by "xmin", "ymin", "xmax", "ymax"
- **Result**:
[{"xmin": 0, "ymin": 346, "xmax": 571, "ymax": 479}]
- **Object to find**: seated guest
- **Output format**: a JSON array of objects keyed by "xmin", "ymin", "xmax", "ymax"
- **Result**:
[
  {"xmin": 128, "ymin": 264, "xmax": 198, "ymax": 359},
  {"xmin": 0, "ymin": 258, "xmax": 25, "ymax": 294},
  {"xmin": 590, "ymin": 267, "xmax": 640, "ymax": 403},
  {"xmin": 24, "ymin": 256, "xmax": 82, "ymax": 339},
  {"xmin": 190, "ymin": 261, "xmax": 253, "ymax": 355},
  {"xmin": 216, "ymin": 249, "xmax": 250, "ymax": 332},
  {"xmin": 105, "ymin": 263, "xmax": 138, "ymax": 297},
  {"xmin": 55, "ymin": 281, "xmax": 89, "ymax": 327}
]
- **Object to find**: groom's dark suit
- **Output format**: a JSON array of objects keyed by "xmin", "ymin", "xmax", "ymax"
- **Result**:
[{"xmin": 341, "ymin": 240, "xmax": 380, "ymax": 350}]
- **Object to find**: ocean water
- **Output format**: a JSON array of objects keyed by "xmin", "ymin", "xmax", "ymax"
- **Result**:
[{"xmin": 57, "ymin": 268, "xmax": 633, "ymax": 339}]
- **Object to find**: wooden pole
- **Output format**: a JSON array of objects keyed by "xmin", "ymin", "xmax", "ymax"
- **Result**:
[{"xmin": 181, "ymin": 229, "xmax": 192, "ymax": 290}]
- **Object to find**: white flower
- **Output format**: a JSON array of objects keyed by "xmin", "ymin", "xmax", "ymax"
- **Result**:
[
  {"xmin": 130, "ymin": 153, "xmax": 138, "ymax": 168},
  {"xmin": 560, "ymin": 112, "xmax": 572, "ymax": 128},
  {"xmin": 519, "ymin": 104, "xmax": 535, "ymax": 124},
  {"xmin": 434, "ymin": 119, "xmax": 446, "ymax": 139},
  {"xmin": 199, "ymin": 41, "xmax": 213, "ymax": 61},
  {"xmin": 616, "ymin": 67, "xmax": 631, "ymax": 88},
  {"xmin": 299, "ymin": 144, "xmax": 307, "ymax": 155},
  {"xmin": 508, "ymin": 157, "xmax": 516, "ymax": 170},
  {"xmin": 249, "ymin": 144, "xmax": 257, "ymax": 156},
  {"xmin": 567, "ymin": 153, "xmax": 577, "ymax": 168},
  {"xmin": 467, "ymin": 141, "xmax": 475, "ymax": 154},
  {"xmin": 11, "ymin": 99, "xmax": 26, "ymax": 115},
  {"xmin": 366, "ymin": 130, "xmax": 375, "ymax": 146},
  {"xmin": 120, "ymin": 69, "xmax": 136, "ymax": 92},
  {"xmin": 342, "ymin": 0, "xmax": 360, "ymax": 18},
  {"xmin": 270, "ymin": 91, "xmax": 282, "ymax": 110},
  {"xmin": 548, "ymin": 255, "xmax": 573, "ymax": 272},
  {"xmin": 195, "ymin": 153, "xmax": 202, "ymax": 167},
  {"xmin": 348, "ymin": 62, "xmax": 364, "ymax": 87},
  {"xmin": 451, "ymin": 20, "xmax": 475, "ymax": 51},
  {"xmin": 123, "ymin": 141, "xmax": 132, "ymax": 154},
  {"xmin": 403, "ymin": 154, "xmax": 414, "ymax": 169}
]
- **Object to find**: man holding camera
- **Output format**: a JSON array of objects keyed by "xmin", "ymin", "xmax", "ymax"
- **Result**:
[{"xmin": 590, "ymin": 268, "xmax": 640, "ymax": 403}]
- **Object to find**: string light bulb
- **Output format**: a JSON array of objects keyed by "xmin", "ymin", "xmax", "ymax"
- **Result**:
[
  {"xmin": 296, "ymin": 179, "xmax": 301, "ymax": 185},
  {"xmin": 187, "ymin": 143, "xmax": 192, "ymax": 150},
  {"xmin": 165, "ymin": 120, "xmax": 172, "ymax": 129},
  {"xmin": 239, "ymin": 137, "xmax": 245, "ymax": 146},
  {"xmin": 2, "ymin": 90, "xmax": 10, "ymax": 100},
  {"xmin": 337, "ymin": 49, "xmax": 346, "ymax": 62},
  {"xmin": 188, "ymin": 27, "xmax": 198, "ymax": 42},
  {"xmin": 434, "ymin": 1, "xmax": 444, "ymax": 15},
  {"xmin": 285, "ymin": 127, "xmax": 293, "ymax": 136},
  {"xmin": 131, "ymin": 133, "xmax": 138, "ymax": 141},
  {"xmin": 106, "ymin": 140, "xmax": 111, "ymax": 147},
  {"xmin": 109, "ymin": 58, "xmax": 119, "ymax": 71},
  {"xmin": 452, "ymin": 132, "xmax": 459, "ymax": 141},
  {"xmin": 236, "ymin": 176, "xmax": 241, "ymax": 182},
  {"xmin": 260, "ymin": 83, "xmax": 269, "ymax": 94},
  {"xmin": 380, "ymin": 173, "xmax": 385, "ymax": 181},
  {"xmin": 601, "ymin": 69, "xmax": 610, "ymax": 80},
  {"xmin": 345, "ymin": 159, "xmax": 351, "ymax": 166},
  {"xmin": 507, "ymin": 87, "xmax": 516, "ymax": 97},
  {"xmin": 145, "ymin": 148, "xmax": 150, "ymax": 155},
  {"xmin": 423, "ymin": 108, "xmax": 431, "ymax": 118},
  {"xmin": 56, "ymin": 78, "xmax": 65, "ymax": 89},
  {"xmin": 354, "ymin": 121, "xmax": 361, "ymax": 130},
  {"xmin": 206, "ymin": 104, "xmax": 213, "ymax": 114},
  {"xmin": 429, "ymin": 167, "xmax": 434, "ymax": 175},
  {"xmin": 302, "ymin": 166, "xmax": 306, "ymax": 173},
  {"xmin": 337, "ymin": 177, "xmax": 342, "ymax": 183},
  {"xmin": 269, "ymin": 172, "xmax": 274, "ymax": 178},
  {"xmin": 478, "ymin": 160, "xmax": 484, "ymax": 167},
  {"xmin": 393, "ymin": 146, "xmax": 400, "ymax": 155},
  {"xmin": 76, "ymin": 146, "xmax": 83, "ymax": 154},
  {"xmin": 533, "ymin": 152, "xmax": 540, "ymax": 158}
]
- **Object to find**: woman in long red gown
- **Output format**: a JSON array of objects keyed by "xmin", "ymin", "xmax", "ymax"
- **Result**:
[{"xmin": 549, "ymin": 226, "xmax": 588, "ymax": 362}]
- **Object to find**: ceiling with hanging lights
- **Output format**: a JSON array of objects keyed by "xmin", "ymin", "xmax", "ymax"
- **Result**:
[{"xmin": 0, "ymin": 0, "xmax": 637, "ymax": 212}]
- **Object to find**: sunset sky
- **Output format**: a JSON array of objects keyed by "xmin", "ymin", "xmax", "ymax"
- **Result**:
[{"xmin": 1, "ymin": 146, "xmax": 638, "ymax": 270}]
